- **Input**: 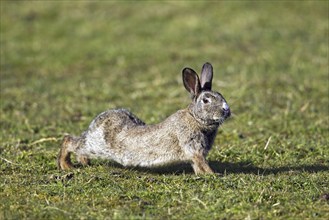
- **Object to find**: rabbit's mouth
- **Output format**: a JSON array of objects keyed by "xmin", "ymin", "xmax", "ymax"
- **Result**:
[{"xmin": 213, "ymin": 114, "xmax": 229, "ymax": 123}]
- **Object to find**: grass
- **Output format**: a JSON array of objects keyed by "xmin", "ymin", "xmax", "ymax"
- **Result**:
[{"xmin": 1, "ymin": 1, "xmax": 328, "ymax": 219}]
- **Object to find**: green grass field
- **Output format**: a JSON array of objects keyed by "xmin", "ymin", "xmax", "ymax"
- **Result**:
[{"xmin": 1, "ymin": 1, "xmax": 328, "ymax": 219}]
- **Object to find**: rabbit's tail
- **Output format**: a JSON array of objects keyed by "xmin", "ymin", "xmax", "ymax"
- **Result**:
[{"xmin": 57, "ymin": 135, "xmax": 77, "ymax": 170}]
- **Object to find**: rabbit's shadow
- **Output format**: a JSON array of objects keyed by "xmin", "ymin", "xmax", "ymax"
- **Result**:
[
  {"xmin": 209, "ymin": 161, "xmax": 329, "ymax": 175},
  {"xmin": 103, "ymin": 160, "xmax": 329, "ymax": 176}
]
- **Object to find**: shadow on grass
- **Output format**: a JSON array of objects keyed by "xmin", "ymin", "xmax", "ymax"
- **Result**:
[
  {"xmin": 209, "ymin": 161, "xmax": 329, "ymax": 175},
  {"xmin": 100, "ymin": 160, "xmax": 329, "ymax": 176}
]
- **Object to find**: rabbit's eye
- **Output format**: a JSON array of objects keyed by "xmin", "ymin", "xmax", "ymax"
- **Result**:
[{"xmin": 202, "ymin": 98, "xmax": 210, "ymax": 104}]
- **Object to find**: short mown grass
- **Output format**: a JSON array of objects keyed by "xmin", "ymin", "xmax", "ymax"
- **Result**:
[{"xmin": 1, "ymin": 1, "xmax": 328, "ymax": 219}]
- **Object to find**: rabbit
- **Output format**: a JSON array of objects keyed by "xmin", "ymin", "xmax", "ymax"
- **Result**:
[{"xmin": 57, "ymin": 62, "xmax": 231, "ymax": 175}]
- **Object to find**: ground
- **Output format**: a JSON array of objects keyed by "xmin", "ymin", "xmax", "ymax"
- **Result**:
[{"xmin": 1, "ymin": 1, "xmax": 328, "ymax": 219}]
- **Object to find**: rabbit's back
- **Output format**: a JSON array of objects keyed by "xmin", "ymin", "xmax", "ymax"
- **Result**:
[{"xmin": 89, "ymin": 109, "xmax": 145, "ymax": 132}]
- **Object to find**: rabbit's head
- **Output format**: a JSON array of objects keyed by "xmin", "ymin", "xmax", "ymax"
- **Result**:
[{"xmin": 183, "ymin": 62, "xmax": 230, "ymax": 126}]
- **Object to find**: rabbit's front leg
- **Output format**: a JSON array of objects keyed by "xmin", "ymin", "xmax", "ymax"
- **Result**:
[{"xmin": 191, "ymin": 153, "xmax": 214, "ymax": 175}]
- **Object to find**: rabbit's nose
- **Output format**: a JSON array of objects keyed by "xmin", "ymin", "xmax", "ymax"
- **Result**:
[
  {"xmin": 222, "ymin": 102, "xmax": 231, "ymax": 118},
  {"xmin": 222, "ymin": 102, "xmax": 230, "ymax": 111}
]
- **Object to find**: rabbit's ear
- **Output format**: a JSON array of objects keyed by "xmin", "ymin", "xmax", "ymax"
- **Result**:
[
  {"xmin": 182, "ymin": 67, "xmax": 201, "ymax": 97},
  {"xmin": 200, "ymin": 62, "xmax": 213, "ymax": 91}
]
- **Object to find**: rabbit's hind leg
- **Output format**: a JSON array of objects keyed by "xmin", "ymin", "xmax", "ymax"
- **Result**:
[{"xmin": 57, "ymin": 135, "xmax": 78, "ymax": 170}]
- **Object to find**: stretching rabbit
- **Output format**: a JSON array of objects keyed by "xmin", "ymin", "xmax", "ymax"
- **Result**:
[{"xmin": 58, "ymin": 62, "xmax": 230, "ymax": 174}]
